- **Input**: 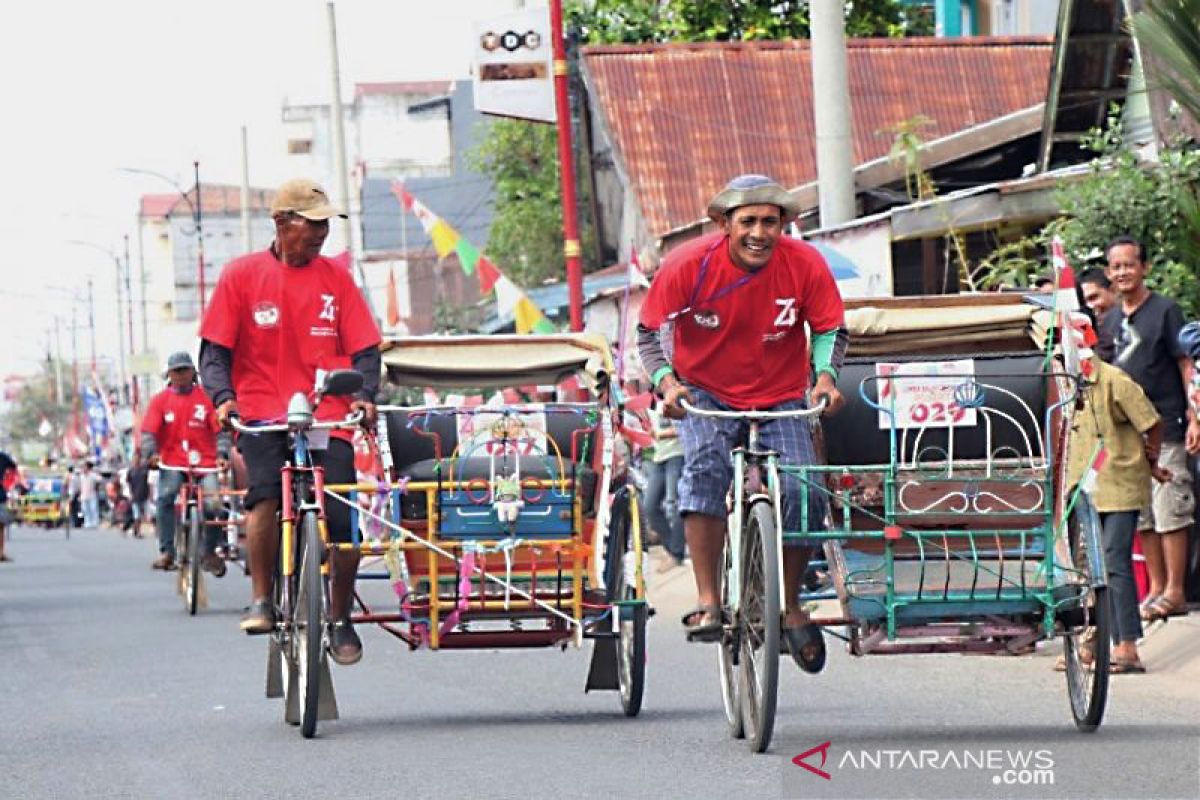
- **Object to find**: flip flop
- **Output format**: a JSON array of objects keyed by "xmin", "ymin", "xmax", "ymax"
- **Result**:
[
  {"xmin": 1109, "ymin": 659, "xmax": 1147, "ymax": 674},
  {"xmin": 1145, "ymin": 597, "xmax": 1189, "ymax": 620},
  {"xmin": 782, "ymin": 622, "xmax": 826, "ymax": 674},
  {"xmin": 1138, "ymin": 594, "xmax": 1162, "ymax": 621},
  {"xmin": 682, "ymin": 604, "xmax": 723, "ymax": 643}
]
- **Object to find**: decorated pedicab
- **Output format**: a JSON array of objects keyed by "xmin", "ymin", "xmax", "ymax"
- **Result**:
[
  {"xmin": 707, "ymin": 293, "xmax": 1110, "ymax": 753},
  {"xmin": 16, "ymin": 470, "xmax": 70, "ymax": 534},
  {"xmin": 256, "ymin": 333, "xmax": 648, "ymax": 737}
]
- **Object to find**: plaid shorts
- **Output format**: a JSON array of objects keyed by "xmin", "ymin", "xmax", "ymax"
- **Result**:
[{"xmin": 676, "ymin": 385, "xmax": 826, "ymax": 543}]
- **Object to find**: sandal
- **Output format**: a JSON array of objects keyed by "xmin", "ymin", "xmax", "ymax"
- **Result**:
[
  {"xmin": 782, "ymin": 622, "xmax": 826, "ymax": 675},
  {"xmin": 1054, "ymin": 643, "xmax": 1094, "ymax": 672},
  {"xmin": 1144, "ymin": 597, "xmax": 1189, "ymax": 621},
  {"xmin": 682, "ymin": 604, "xmax": 724, "ymax": 642},
  {"xmin": 1109, "ymin": 659, "xmax": 1147, "ymax": 674},
  {"xmin": 1138, "ymin": 594, "xmax": 1162, "ymax": 621}
]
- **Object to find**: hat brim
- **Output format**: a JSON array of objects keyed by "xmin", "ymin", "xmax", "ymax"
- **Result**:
[
  {"xmin": 707, "ymin": 184, "xmax": 801, "ymax": 224},
  {"xmin": 293, "ymin": 205, "xmax": 348, "ymax": 221}
]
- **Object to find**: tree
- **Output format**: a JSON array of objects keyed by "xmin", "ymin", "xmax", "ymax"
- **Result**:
[
  {"xmin": 471, "ymin": 0, "xmax": 931, "ymax": 290},
  {"xmin": 1132, "ymin": 0, "xmax": 1200, "ymax": 125},
  {"xmin": 975, "ymin": 111, "xmax": 1200, "ymax": 316}
]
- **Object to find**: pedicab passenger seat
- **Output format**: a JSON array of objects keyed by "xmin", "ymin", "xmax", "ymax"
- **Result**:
[
  {"xmin": 385, "ymin": 409, "xmax": 598, "ymax": 522},
  {"xmin": 819, "ymin": 298, "xmax": 1055, "ymax": 535}
]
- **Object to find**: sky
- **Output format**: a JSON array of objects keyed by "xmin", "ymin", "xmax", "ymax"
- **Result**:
[{"xmin": 0, "ymin": 0, "xmax": 521, "ymax": 379}]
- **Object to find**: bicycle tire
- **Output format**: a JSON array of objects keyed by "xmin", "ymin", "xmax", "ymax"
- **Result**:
[
  {"xmin": 738, "ymin": 499, "xmax": 780, "ymax": 754},
  {"xmin": 186, "ymin": 505, "xmax": 201, "ymax": 615},
  {"xmin": 609, "ymin": 488, "xmax": 646, "ymax": 718},
  {"xmin": 718, "ymin": 534, "xmax": 744, "ymax": 739},
  {"xmin": 296, "ymin": 510, "xmax": 325, "ymax": 738},
  {"xmin": 1063, "ymin": 495, "xmax": 1110, "ymax": 732}
]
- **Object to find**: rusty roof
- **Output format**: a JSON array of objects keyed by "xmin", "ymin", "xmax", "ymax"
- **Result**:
[
  {"xmin": 139, "ymin": 185, "xmax": 275, "ymax": 219},
  {"xmin": 354, "ymin": 80, "xmax": 453, "ymax": 98},
  {"xmin": 582, "ymin": 36, "xmax": 1053, "ymax": 239}
]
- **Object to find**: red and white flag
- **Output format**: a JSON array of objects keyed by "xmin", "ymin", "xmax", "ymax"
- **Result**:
[
  {"xmin": 1050, "ymin": 238, "xmax": 1080, "ymax": 313},
  {"xmin": 1079, "ymin": 445, "xmax": 1109, "ymax": 493}
]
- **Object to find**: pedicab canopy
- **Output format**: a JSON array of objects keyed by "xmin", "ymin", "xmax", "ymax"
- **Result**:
[
  {"xmin": 380, "ymin": 334, "xmax": 614, "ymax": 392},
  {"xmin": 843, "ymin": 294, "xmax": 1053, "ymax": 357}
]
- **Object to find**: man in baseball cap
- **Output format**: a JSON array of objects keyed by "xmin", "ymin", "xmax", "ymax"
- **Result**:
[{"xmin": 268, "ymin": 178, "xmax": 347, "ymax": 220}]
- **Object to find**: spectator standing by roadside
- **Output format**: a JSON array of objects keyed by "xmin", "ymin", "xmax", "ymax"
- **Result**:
[
  {"xmin": 1080, "ymin": 269, "xmax": 1117, "ymax": 361},
  {"xmin": 0, "ymin": 449, "xmax": 17, "ymax": 562},
  {"xmin": 645, "ymin": 402, "xmax": 686, "ymax": 572},
  {"xmin": 1065, "ymin": 316, "xmax": 1168, "ymax": 673},
  {"xmin": 1100, "ymin": 235, "xmax": 1198, "ymax": 621},
  {"xmin": 77, "ymin": 461, "xmax": 102, "ymax": 529},
  {"xmin": 125, "ymin": 453, "xmax": 150, "ymax": 538}
]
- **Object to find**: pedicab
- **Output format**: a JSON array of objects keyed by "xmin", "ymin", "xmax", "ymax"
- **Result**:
[
  {"xmin": 262, "ymin": 334, "xmax": 649, "ymax": 737},
  {"xmin": 16, "ymin": 470, "xmax": 70, "ymax": 535},
  {"xmin": 708, "ymin": 294, "xmax": 1110, "ymax": 753}
]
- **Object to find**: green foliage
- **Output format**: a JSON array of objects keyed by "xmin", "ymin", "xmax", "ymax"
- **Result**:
[
  {"xmin": 567, "ymin": 0, "xmax": 932, "ymax": 43},
  {"xmin": 467, "ymin": 119, "xmax": 567, "ymax": 288},
  {"xmin": 974, "ymin": 111, "xmax": 1200, "ymax": 316},
  {"xmin": 1132, "ymin": 0, "xmax": 1200, "ymax": 125},
  {"xmin": 2, "ymin": 366, "xmax": 74, "ymax": 457}
]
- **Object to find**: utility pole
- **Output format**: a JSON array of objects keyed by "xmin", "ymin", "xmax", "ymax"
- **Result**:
[
  {"xmin": 240, "ymin": 125, "xmax": 253, "ymax": 252},
  {"xmin": 550, "ymin": 0, "xmax": 584, "ymax": 331},
  {"xmin": 194, "ymin": 160, "xmax": 206, "ymax": 318},
  {"xmin": 53, "ymin": 316, "xmax": 65, "ymax": 405},
  {"xmin": 136, "ymin": 214, "xmax": 149, "ymax": 353},
  {"xmin": 124, "ymin": 234, "xmax": 138, "ymax": 411},
  {"xmin": 325, "ymin": 1, "xmax": 378, "ymax": 320},
  {"xmin": 87, "ymin": 277, "xmax": 96, "ymax": 376},
  {"xmin": 810, "ymin": 0, "xmax": 857, "ymax": 228},
  {"xmin": 113, "ymin": 252, "xmax": 128, "ymax": 404}
]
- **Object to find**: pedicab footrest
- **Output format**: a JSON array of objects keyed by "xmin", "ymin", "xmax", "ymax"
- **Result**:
[{"xmin": 437, "ymin": 490, "xmax": 575, "ymax": 538}]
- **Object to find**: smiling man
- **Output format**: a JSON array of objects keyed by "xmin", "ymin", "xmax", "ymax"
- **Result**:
[
  {"xmin": 636, "ymin": 174, "xmax": 847, "ymax": 673},
  {"xmin": 1100, "ymin": 235, "xmax": 1197, "ymax": 623}
]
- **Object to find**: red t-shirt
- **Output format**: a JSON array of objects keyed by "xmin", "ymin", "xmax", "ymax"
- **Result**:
[
  {"xmin": 141, "ymin": 386, "xmax": 220, "ymax": 468},
  {"xmin": 200, "ymin": 249, "xmax": 381, "ymax": 435},
  {"xmin": 639, "ymin": 233, "xmax": 844, "ymax": 409}
]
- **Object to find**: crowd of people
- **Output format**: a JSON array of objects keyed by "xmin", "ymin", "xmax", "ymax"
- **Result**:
[{"xmin": 2, "ymin": 172, "xmax": 1196, "ymax": 684}]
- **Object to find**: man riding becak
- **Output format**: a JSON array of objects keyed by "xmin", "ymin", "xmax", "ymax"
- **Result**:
[{"xmin": 636, "ymin": 174, "xmax": 847, "ymax": 673}]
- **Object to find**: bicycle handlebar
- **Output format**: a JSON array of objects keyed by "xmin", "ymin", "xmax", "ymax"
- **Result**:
[
  {"xmin": 678, "ymin": 398, "xmax": 827, "ymax": 420},
  {"xmin": 228, "ymin": 410, "xmax": 364, "ymax": 435}
]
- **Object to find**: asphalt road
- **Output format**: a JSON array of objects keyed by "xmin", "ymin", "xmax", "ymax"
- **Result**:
[{"xmin": 1, "ymin": 524, "xmax": 1197, "ymax": 800}]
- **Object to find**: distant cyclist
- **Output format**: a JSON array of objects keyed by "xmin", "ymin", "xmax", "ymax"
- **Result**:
[
  {"xmin": 199, "ymin": 178, "xmax": 381, "ymax": 666},
  {"xmin": 140, "ymin": 351, "xmax": 228, "ymax": 573},
  {"xmin": 637, "ymin": 174, "xmax": 847, "ymax": 673}
]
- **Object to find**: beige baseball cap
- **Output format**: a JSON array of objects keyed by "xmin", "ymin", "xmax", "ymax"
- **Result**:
[{"xmin": 269, "ymin": 178, "xmax": 347, "ymax": 220}]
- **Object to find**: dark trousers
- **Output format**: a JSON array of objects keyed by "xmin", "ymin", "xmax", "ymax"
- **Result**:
[
  {"xmin": 1100, "ymin": 510, "xmax": 1142, "ymax": 644},
  {"xmin": 645, "ymin": 456, "xmax": 685, "ymax": 560}
]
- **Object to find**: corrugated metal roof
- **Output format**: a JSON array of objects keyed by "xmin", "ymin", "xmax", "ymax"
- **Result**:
[
  {"xmin": 139, "ymin": 185, "xmax": 275, "ymax": 219},
  {"xmin": 582, "ymin": 36, "xmax": 1053, "ymax": 239}
]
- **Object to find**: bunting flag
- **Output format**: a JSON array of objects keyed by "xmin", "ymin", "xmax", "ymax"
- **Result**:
[
  {"xmin": 628, "ymin": 247, "xmax": 650, "ymax": 288},
  {"xmin": 386, "ymin": 265, "xmax": 401, "ymax": 328},
  {"xmin": 495, "ymin": 276, "xmax": 556, "ymax": 334},
  {"xmin": 390, "ymin": 180, "xmax": 557, "ymax": 333}
]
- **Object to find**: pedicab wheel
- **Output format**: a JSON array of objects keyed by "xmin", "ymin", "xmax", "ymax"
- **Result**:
[
  {"xmin": 606, "ymin": 487, "xmax": 646, "ymax": 717},
  {"xmin": 1063, "ymin": 495, "xmax": 1109, "ymax": 732},
  {"xmin": 718, "ymin": 535, "xmax": 744, "ymax": 739},
  {"xmin": 739, "ymin": 500, "xmax": 780, "ymax": 753},
  {"xmin": 295, "ymin": 511, "xmax": 326, "ymax": 738},
  {"xmin": 185, "ymin": 507, "xmax": 201, "ymax": 616}
]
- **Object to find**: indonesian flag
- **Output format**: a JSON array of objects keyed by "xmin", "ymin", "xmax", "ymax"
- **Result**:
[
  {"xmin": 1051, "ymin": 238, "xmax": 1080, "ymax": 313},
  {"xmin": 1079, "ymin": 445, "xmax": 1109, "ymax": 493},
  {"xmin": 628, "ymin": 246, "xmax": 650, "ymax": 289}
]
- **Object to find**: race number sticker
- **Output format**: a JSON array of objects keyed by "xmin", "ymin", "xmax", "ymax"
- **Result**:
[{"xmin": 875, "ymin": 359, "xmax": 978, "ymax": 429}]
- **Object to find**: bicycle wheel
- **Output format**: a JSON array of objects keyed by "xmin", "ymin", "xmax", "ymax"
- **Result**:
[
  {"xmin": 607, "ymin": 487, "xmax": 646, "ymax": 717},
  {"xmin": 185, "ymin": 505, "xmax": 201, "ymax": 615},
  {"xmin": 738, "ymin": 499, "xmax": 780, "ymax": 753},
  {"xmin": 717, "ymin": 533, "xmax": 744, "ymax": 739},
  {"xmin": 1062, "ymin": 494, "xmax": 1110, "ymax": 731},
  {"xmin": 295, "ymin": 510, "xmax": 326, "ymax": 738}
]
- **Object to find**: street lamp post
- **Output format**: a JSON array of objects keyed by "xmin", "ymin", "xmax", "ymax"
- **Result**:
[{"xmin": 119, "ymin": 164, "xmax": 206, "ymax": 321}]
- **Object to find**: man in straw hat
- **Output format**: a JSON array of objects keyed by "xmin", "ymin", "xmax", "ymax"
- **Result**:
[
  {"xmin": 199, "ymin": 178, "xmax": 381, "ymax": 666},
  {"xmin": 637, "ymin": 174, "xmax": 848, "ymax": 673}
]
